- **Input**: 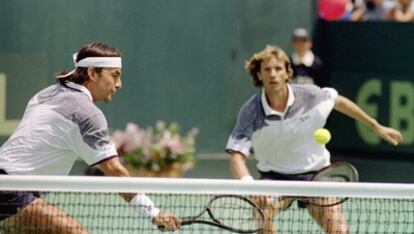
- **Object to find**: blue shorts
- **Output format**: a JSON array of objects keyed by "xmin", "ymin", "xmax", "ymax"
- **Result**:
[
  {"xmin": 0, "ymin": 169, "xmax": 40, "ymax": 221},
  {"xmin": 259, "ymin": 170, "xmax": 316, "ymax": 208}
]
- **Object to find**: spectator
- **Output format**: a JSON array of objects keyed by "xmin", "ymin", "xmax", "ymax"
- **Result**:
[
  {"xmin": 387, "ymin": 0, "xmax": 414, "ymax": 22},
  {"xmin": 341, "ymin": 0, "xmax": 362, "ymax": 20},
  {"xmin": 290, "ymin": 28, "xmax": 328, "ymax": 87},
  {"xmin": 352, "ymin": 0, "xmax": 393, "ymax": 21}
]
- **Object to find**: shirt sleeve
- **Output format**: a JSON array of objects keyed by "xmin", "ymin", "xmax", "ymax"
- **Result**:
[
  {"xmin": 319, "ymin": 87, "xmax": 338, "ymax": 118},
  {"xmin": 225, "ymin": 104, "xmax": 255, "ymax": 157},
  {"xmin": 322, "ymin": 87, "xmax": 338, "ymax": 102},
  {"xmin": 64, "ymin": 112, "xmax": 118, "ymax": 165}
]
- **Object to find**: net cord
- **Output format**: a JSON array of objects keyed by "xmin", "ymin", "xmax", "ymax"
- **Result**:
[{"xmin": 0, "ymin": 175, "xmax": 413, "ymax": 199}]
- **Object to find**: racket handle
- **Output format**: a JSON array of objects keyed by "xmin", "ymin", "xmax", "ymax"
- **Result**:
[
  {"xmin": 180, "ymin": 218, "xmax": 193, "ymax": 226},
  {"xmin": 180, "ymin": 216, "xmax": 194, "ymax": 226},
  {"xmin": 157, "ymin": 217, "xmax": 192, "ymax": 230}
]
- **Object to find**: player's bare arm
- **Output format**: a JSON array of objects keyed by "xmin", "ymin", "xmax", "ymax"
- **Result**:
[
  {"xmin": 99, "ymin": 157, "xmax": 129, "ymax": 177},
  {"xmin": 98, "ymin": 157, "xmax": 135, "ymax": 201},
  {"xmin": 229, "ymin": 152, "xmax": 252, "ymax": 180},
  {"xmin": 334, "ymin": 95, "xmax": 403, "ymax": 145},
  {"xmin": 99, "ymin": 157, "xmax": 181, "ymax": 231}
]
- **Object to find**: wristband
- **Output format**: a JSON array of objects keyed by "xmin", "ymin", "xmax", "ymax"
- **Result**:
[
  {"xmin": 130, "ymin": 193, "xmax": 160, "ymax": 219},
  {"xmin": 240, "ymin": 175, "xmax": 254, "ymax": 181}
]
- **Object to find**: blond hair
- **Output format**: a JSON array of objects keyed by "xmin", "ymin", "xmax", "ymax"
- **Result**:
[{"xmin": 245, "ymin": 45, "xmax": 293, "ymax": 87}]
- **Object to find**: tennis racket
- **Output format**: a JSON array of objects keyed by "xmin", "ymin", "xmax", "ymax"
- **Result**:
[
  {"xmin": 159, "ymin": 194, "xmax": 265, "ymax": 233},
  {"xmin": 300, "ymin": 162, "xmax": 359, "ymax": 207}
]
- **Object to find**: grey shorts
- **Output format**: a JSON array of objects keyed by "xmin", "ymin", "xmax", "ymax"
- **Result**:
[
  {"xmin": 259, "ymin": 170, "xmax": 316, "ymax": 208},
  {"xmin": 0, "ymin": 169, "xmax": 40, "ymax": 221}
]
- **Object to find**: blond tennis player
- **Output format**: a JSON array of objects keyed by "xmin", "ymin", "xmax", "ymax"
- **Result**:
[{"xmin": 226, "ymin": 45, "xmax": 402, "ymax": 234}]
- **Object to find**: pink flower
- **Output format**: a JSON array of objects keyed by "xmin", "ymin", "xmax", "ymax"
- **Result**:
[
  {"xmin": 122, "ymin": 123, "xmax": 146, "ymax": 153},
  {"xmin": 168, "ymin": 135, "xmax": 185, "ymax": 155},
  {"xmin": 110, "ymin": 121, "xmax": 198, "ymax": 172}
]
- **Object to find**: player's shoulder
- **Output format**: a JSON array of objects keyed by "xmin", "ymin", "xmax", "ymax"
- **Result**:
[
  {"xmin": 291, "ymin": 84, "xmax": 338, "ymax": 101},
  {"xmin": 37, "ymin": 84, "xmax": 105, "ymax": 123},
  {"xmin": 239, "ymin": 93, "xmax": 261, "ymax": 115},
  {"xmin": 291, "ymin": 84, "xmax": 321, "ymax": 96},
  {"xmin": 64, "ymin": 91, "xmax": 104, "ymax": 119}
]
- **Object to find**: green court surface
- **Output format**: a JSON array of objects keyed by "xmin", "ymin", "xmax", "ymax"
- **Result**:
[
  {"xmin": 1, "ymin": 191, "xmax": 412, "ymax": 233},
  {"xmin": 35, "ymin": 193, "xmax": 414, "ymax": 233}
]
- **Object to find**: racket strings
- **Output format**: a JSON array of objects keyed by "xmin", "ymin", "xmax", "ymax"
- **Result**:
[
  {"xmin": 313, "ymin": 164, "xmax": 358, "ymax": 183},
  {"xmin": 209, "ymin": 196, "xmax": 263, "ymax": 230},
  {"xmin": 307, "ymin": 163, "xmax": 358, "ymax": 207}
]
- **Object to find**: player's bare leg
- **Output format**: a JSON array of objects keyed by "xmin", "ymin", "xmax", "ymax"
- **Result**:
[
  {"xmin": 8, "ymin": 198, "xmax": 88, "ymax": 234},
  {"xmin": 252, "ymin": 196, "xmax": 292, "ymax": 234},
  {"xmin": 307, "ymin": 198, "xmax": 349, "ymax": 234}
]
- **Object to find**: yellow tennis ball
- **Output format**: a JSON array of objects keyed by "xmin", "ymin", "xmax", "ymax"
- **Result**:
[{"xmin": 314, "ymin": 128, "xmax": 331, "ymax": 145}]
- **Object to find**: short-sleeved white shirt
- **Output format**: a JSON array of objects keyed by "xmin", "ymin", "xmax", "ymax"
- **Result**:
[
  {"xmin": 226, "ymin": 84, "xmax": 338, "ymax": 174},
  {"xmin": 0, "ymin": 82, "xmax": 118, "ymax": 175}
]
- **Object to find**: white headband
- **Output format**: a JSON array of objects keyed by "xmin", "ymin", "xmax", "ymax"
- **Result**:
[{"xmin": 56, "ymin": 53, "xmax": 122, "ymax": 79}]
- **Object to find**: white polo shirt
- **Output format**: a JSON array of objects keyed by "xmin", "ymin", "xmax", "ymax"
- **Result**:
[
  {"xmin": 226, "ymin": 84, "xmax": 338, "ymax": 174},
  {"xmin": 0, "ymin": 82, "xmax": 117, "ymax": 175}
]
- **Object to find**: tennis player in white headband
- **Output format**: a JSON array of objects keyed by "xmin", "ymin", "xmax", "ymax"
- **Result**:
[
  {"xmin": 0, "ymin": 42, "xmax": 181, "ymax": 233},
  {"xmin": 56, "ymin": 45, "xmax": 123, "ymax": 103},
  {"xmin": 56, "ymin": 51, "xmax": 122, "ymax": 79}
]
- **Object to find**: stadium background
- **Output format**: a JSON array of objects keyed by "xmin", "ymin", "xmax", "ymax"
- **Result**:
[{"xmin": 0, "ymin": 0, "xmax": 413, "ymax": 182}]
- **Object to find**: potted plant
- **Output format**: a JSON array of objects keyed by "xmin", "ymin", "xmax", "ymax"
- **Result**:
[{"xmin": 111, "ymin": 121, "xmax": 198, "ymax": 177}]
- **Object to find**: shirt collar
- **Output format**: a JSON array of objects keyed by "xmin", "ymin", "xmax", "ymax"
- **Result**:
[
  {"xmin": 291, "ymin": 50, "xmax": 315, "ymax": 67},
  {"xmin": 65, "ymin": 82, "xmax": 93, "ymax": 102},
  {"xmin": 261, "ymin": 84, "xmax": 295, "ymax": 116}
]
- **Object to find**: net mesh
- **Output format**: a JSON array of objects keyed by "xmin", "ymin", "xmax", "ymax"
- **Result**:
[{"xmin": 0, "ymin": 176, "xmax": 413, "ymax": 234}]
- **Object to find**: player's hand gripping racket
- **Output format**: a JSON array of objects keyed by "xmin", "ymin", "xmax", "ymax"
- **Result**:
[
  {"xmin": 300, "ymin": 162, "xmax": 359, "ymax": 207},
  {"xmin": 158, "ymin": 194, "xmax": 265, "ymax": 233}
]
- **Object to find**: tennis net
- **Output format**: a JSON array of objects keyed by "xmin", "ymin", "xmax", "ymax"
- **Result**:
[{"xmin": 0, "ymin": 175, "xmax": 413, "ymax": 233}]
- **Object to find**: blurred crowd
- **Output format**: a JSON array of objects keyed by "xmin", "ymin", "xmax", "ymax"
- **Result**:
[{"xmin": 319, "ymin": 0, "xmax": 414, "ymax": 22}]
